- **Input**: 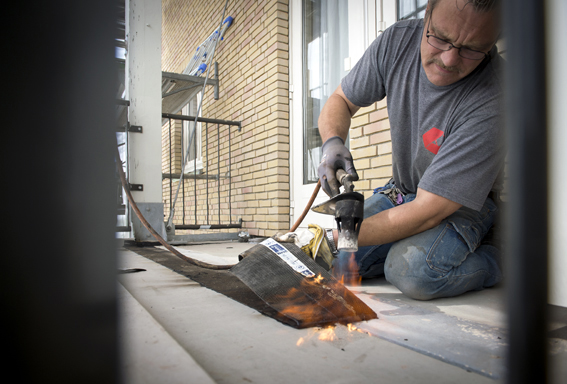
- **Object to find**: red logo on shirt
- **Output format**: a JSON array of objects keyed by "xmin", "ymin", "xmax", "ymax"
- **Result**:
[{"xmin": 423, "ymin": 127, "xmax": 444, "ymax": 155}]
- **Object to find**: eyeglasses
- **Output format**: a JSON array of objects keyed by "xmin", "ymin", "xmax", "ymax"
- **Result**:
[{"xmin": 426, "ymin": 9, "xmax": 489, "ymax": 61}]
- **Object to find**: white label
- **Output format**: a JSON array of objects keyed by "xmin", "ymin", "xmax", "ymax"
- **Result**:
[{"xmin": 260, "ymin": 238, "xmax": 315, "ymax": 278}]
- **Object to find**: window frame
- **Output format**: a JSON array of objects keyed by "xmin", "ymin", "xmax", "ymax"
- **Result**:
[
  {"xmin": 397, "ymin": 0, "xmax": 428, "ymax": 21},
  {"xmin": 181, "ymin": 94, "xmax": 203, "ymax": 174}
]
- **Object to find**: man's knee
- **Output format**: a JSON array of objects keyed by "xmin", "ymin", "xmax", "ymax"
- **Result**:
[{"xmin": 384, "ymin": 240, "xmax": 441, "ymax": 301}]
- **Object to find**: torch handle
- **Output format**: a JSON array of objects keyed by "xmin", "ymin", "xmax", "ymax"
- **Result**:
[{"xmin": 336, "ymin": 169, "xmax": 355, "ymax": 193}]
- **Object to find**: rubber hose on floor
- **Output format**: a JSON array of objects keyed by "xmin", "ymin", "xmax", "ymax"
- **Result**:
[
  {"xmin": 115, "ymin": 145, "xmax": 234, "ymax": 270},
  {"xmin": 116, "ymin": 146, "xmax": 321, "ymax": 270}
]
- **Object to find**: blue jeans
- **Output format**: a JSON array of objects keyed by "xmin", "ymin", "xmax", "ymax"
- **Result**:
[{"xmin": 334, "ymin": 182, "xmax": 502, "ymax": 300}]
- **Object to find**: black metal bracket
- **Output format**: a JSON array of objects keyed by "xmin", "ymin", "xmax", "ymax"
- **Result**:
[
  {"xmin": 129, "ymin": 184, "xmax": 143, "ymax": 191},
  {"xmin": 116, "ymin": 123, "xmax": 143, "ymax": 133},
  {"xmin": 128, "ymin": 124, "xmax": 143, "ymax": 133}
]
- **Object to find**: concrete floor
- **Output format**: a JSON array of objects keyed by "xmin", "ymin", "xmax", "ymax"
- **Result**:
[{"xmin": 117, "ymin": 240, "xmax": 567, "ymax": 384}]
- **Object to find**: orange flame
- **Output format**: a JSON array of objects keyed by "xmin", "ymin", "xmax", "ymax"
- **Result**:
[
  {"xmin": 348, "ymin": 323, "xmax": 372, "ymax": 337},
  {"xmin": 273, "ymin": 266, "xmax": 365, "ymax": 335},
  {"xmin": 295, "ymin": 323, "xmax": 371, "ymax": 347},
  {"xmin": 317, "ymin": 326, "xmax": 337, "ymax": 341},
  {"xmin": 277, "ymin": 282, "xmax": 323, "ymax": 320},
  {"xmin": 335, "ymin": 252, "xmax": 362, "ymax": 286}
]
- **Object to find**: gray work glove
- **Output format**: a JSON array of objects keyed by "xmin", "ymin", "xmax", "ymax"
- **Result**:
[{"xmin": 317, "ymin": 136, "xmax": 358, "ymax": 197}]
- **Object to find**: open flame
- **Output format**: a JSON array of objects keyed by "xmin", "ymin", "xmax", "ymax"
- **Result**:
[
  {"xmin": 269, "ymin": 261, "xmax": 374, "ymax": 340},
  {"xmin": 295, "ymin": 323, "xmax": 370, "ymax": 347},
  {"xmin": 295, "ymin": 325, "xmax": 337, "ymax": 346},
  {"xmin": 318, "ymin": 326, "xmax": 338, "ymax": 341},
  {"xmin": 334, "ymin": 252, "xmax": 362, "ymax": 286},
  {"xmin": 276, "ymin": 275, "xmax": 328, "ymax": 321}
]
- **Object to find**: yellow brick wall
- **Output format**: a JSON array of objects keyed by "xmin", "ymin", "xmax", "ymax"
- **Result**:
[
  {"xmin": 161, "ymin": 0, "xmax": 290, "ymax": 237},
  {"xmin": 349, "ymin": 97, "xmax": 393, "ymax": 199}
]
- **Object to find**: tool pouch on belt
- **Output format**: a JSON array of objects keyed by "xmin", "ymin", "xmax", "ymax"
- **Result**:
[{"xmin": 374, "ymin": 181, "xmax": 404, "ymax": 206}]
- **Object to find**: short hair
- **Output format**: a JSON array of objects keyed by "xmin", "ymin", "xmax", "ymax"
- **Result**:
[{"xmin": 426, "ymin": 0, "xmax": 502, "ymax": 20}]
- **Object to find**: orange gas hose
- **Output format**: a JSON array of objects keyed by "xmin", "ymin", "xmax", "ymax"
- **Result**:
[
  {"xmin": 117, "ymin": 144, "xmax": 321, "ymax": 269},
  {"xmin": 115, "ymin": 146, "xmax": 234, "ymax": 270},
  {"xmin": 289, "ymin": 180, "xmax": 321, "ymax": 232}
]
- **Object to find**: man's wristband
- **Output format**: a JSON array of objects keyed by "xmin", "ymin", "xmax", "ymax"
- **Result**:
[{"xmin": 325, "ymin": 228, "xmax": 338, "ymax": 255}]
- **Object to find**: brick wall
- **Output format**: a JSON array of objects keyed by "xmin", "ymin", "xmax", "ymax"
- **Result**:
[
  {"xmin": 349, "ymin": 98, "xmax": 393, "ymax": 199},
  {"xmin": 161, "ymin": 0, "xmax": 290, "ymax": 237}
]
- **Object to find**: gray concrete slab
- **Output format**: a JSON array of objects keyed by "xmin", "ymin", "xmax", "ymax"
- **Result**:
[
  {"xmin": 166, "ymin": 241, "xmax": 508, "ymax": 378},
  {"xmin": 119, "ymin": 240, "xmax": 567, "ymax": 383},
  {"xmin": 118, "ymin": 248, "xmax": 500, "ymax": 384},
  {"xmin": 355, "ymin": 289, "xmax": 506, "ymax": 378},
  {"xmin": 172, "ymin": 240, "xmax": 257, "ymax": 264},
  {"xmin": 118, "ymin": 282, "xmax": 216, "ymax": 384}
]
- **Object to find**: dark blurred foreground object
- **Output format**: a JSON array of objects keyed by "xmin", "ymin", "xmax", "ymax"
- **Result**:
[
  {"xmin": 1, "ymin": 0, "xmax": 119, "ymax": 382},
  {"xmin": 503, "ymin": 0, "xmax": 549, "ymax": 383}
]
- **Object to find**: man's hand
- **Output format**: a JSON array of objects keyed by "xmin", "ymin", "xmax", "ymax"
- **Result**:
[{"xmin": 318, "ymin": 136, "xmax": 359, "ymax": 197}]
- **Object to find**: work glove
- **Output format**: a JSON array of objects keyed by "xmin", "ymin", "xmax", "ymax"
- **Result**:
[
  {"xmin": 317, "ymin": 136, "xmax": 358, "ymax": 197},
  {"xmin": 273, "ymin": 224, "xmax": 336, "ymax": 271}
]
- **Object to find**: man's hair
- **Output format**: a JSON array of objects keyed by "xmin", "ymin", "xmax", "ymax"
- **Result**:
[{"xmin": 426, "ymin": 0, "xmax": 502, "ymax": 20}]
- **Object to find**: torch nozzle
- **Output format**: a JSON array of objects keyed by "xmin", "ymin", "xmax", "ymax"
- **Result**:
[
  {"xmin": 335, "ymin": 197, "xmax": 364, "ymax": 252},
  {"xmin": 311, "ymin": 169, "xmax": 365, "ymax": 253}
]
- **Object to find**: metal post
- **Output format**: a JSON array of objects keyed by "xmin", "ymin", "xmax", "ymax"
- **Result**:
[
  {"xmin": 228, "ymin": 124, "xmax": 232, "ymax": 224},
  {"xmin": 194, "ymin": 119, "xmax": 198, "ymax": 225},
  {"xmin": 125, "ymin": 122, "xmax": 132, "ymax": 233},
  {"xmin": 218, "ymin": 123, "xmax": 221, "ymax": 224},
  {"xmin": 214, "ymin": 61, "xmax": 219, "ymax": 100},
  {"xmin": 206, "ymin": 122, "xmax": 210, "ymax": 224},
  {"xmin": 181, "ymin": 119, "xmax": 186, "ymax": 226},
  {"xmin": 126, "ymin": 0, "xmax": 166, "ymax": 241},
  {"xmin": 169, "ymin": 118, "xmax": 173, "ymax": 217},
  {"xmin": 503, "ymin": 0, "xmax": 548, "ymax": 382},
  {"xmin": 547, "ymin": 0, "xmax": 567, "ymax": 310},
  {"xmin": 162, "ymin": 112, "xmax": 241, "ymax": 126}
]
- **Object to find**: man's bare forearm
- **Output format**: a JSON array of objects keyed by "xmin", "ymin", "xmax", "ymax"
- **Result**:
[
  {"xmin": 318, "ymin": 85, "xmax": 360, "ymax": 143},
  {"xmin": 333, "ymin": 188, "xmax": 462, "ymax": 247}
]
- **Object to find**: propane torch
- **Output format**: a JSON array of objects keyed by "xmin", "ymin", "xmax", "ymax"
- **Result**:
[{"xmin": 311, "ymin": 169, "xmax": 364, "ymax": 252}]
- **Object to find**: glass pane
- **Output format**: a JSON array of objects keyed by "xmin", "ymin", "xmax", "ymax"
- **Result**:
[
  {"xmin": 417, "ymin": 9, "xmax": 425, "ymax": 19},
  {"xmin": 182, "ymin": 96, "xmax": 201, "ymax": 166},
  {"xmin": 400, "ymin": 0, "xmax": 415, "ymax": 19},
  {"xmin": 417, "ymin": 0, "xmax": 428, "ymax": 7},
  {"xmin": 302, "ymin": 0, "xmax": 349, "ymax": 184}
]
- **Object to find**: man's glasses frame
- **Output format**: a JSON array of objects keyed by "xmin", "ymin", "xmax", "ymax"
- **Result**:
[{"xmin": 425, "ymin": 8, "xmax": 490, "ymax": 61}]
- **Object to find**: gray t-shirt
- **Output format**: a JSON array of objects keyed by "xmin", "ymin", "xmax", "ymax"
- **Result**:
[{"xmin": 342, "ymin": 19, "xmax": 504, "ymax": 211}]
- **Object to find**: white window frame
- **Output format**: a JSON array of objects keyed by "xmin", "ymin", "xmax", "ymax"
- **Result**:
[{"xmin": 182, "ymin": 94, "xmax": 203, "ymax": 173}]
